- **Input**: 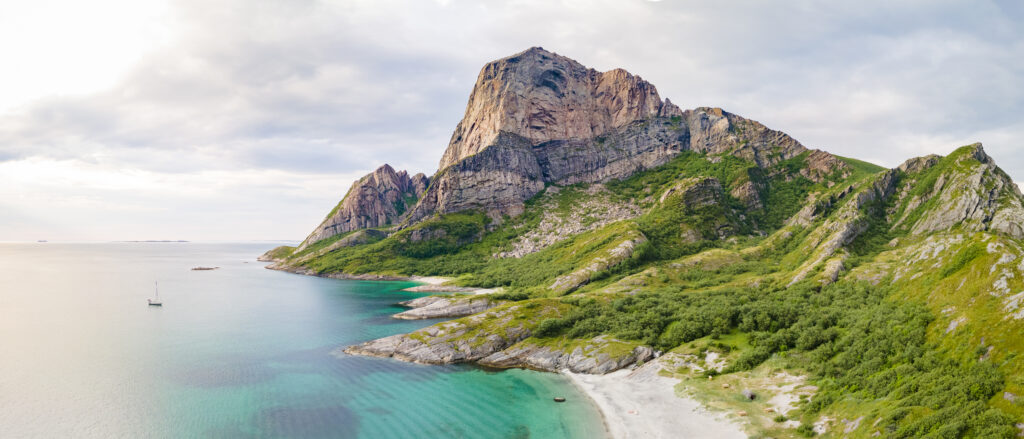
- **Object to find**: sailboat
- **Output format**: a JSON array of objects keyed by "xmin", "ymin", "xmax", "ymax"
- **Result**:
[{"xmin": 148, "ymin": 281, "xmax": 163, "ymax": 306}]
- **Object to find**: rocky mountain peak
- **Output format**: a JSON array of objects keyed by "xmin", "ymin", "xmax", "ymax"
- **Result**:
[
  {"xmin": 963, "ymin": 142, "xmax": 992, "ymax": 164},
  {"xmin": 300, "ymin": 48, "xmax": 851, "ymax": 247},
  {"xmin": 297, "ymin": 164, "xmax": 428, "ymax": 250},
  {"xmin": 438, "ymin": 46, "xmax": 679, "ymax": 170},
  {"xmin": 902, "ymin": 143, "xmax": 1024, "ymax": 239},
  {"xmin": 897, "ymin": 154, "xmax": 942, "ymax": 174}
]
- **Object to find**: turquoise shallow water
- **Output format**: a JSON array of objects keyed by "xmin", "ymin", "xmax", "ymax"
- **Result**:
[{"xmin": 0, "ymin": 243, "xmax": 607, "ymax": 438}]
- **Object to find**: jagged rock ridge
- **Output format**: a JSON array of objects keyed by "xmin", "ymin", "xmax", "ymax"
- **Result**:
[
  {"xmin": 299, "ymin": 164, "xmax": 428, "ymax": 250},
  {"xmin": 402, "ymin": 47, "xmax": 825, "ymax": 225},
  {"xmin": 294, "ymin": 46, "xmax": 847, "ymax": 244},
  {"xmin": 301, "ymin": 47, "xmax": 845, "ymax": 247},
  {"xmin": 904, "ymin": 143, "xmax": 1024, "ymax": 239}
]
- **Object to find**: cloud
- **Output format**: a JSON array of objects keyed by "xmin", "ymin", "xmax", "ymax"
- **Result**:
[{"xmin": 0, "ymin": 0, "xmax": 1022, "ymax": 240}]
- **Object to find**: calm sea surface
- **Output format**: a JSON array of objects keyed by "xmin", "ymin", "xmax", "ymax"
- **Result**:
[{"xmin": 0, "ymin": 243, "xmax": 606, "ymax": 438}]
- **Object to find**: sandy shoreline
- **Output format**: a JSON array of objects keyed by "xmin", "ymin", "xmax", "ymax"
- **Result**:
[
  {"xmin": 403, "ymin": 276, "xmax": 500, "ymax": 294},
  {"xmin": 564, "ymin": 357, "xmax": 745, "ymax": 439}
]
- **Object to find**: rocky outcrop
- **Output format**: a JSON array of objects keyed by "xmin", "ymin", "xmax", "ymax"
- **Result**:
[
  {"xmin": 343, "ymin": 305, "xmax": 533, "ymax": 365},
  {"xmin": 659, "ymin": 177, "xmax": 724, "ymax": 206},
  {"xmin": 494, "ymin": 185, "xmax": 644, "ymax": 259},
  {"xmin": 681, "ymin": 107, "xmax": 807, "ymax": 168},
  {"xmin": 393, "ymin": 295, "xmax": 497, "ymax": 320},
  {"xmin": 730, "ymin": 169, "xmax": 767, "ymax": 210},
  {"xmin": 298, "ymin": 165, "xmax": 428, "ymax": 250},
  {"xmin": 908, "ymin": 144, "xmax": 1024, "ymax": 240},
  {"xmin": 898, "ymin": 154, "xmax": 941, "ymax": 174},
  {"xmin": 801, "ymin": 149, "xmax": 852, "ymax": 183},
  {"xmin": 345, "ymin": 300, "xmax": 654, "ymax": 374},
  {"xmin": 789, "ymin": 170, "xmax": 901, "ymax": 284},
  {"xmin": 549, "ymin": 230, "xmax": 648, "ymax": 294},
  {"xmin": 332, "ymin": 229, "xmax": 388, "ymax": 247},
  {"xmin": 408, "ymin": 132, "xmax": 547, "ymax": 222},
  {"xmin": 478, "ymin": 338, "xmax": 655, "ymax": 374}
]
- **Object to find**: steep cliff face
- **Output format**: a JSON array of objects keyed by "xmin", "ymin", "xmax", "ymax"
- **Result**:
[
  {"xmin": 407, "ymin": 47, "xmax": 687, "ymax": 223},
  {"xmin": 438, "ymin": 46, "xmax": 680, "ymax": 170},
  {"xmin": 901, "ymin": 143, "xmax": 1024, "ymax": 239},
  {"xmin": 298, "ymin": 164, "xmax": 428, "ymax": 250},
  {"xmin": 304, "ymin": 47, "xmax": 848, "ymax": 246},
  {"xmin": 405, "ymin": 48, "xmax": 826, "ymax": 224},
  {"xmin": 681, "ymin": 107, "xmax": 807, "ymax": 168}
]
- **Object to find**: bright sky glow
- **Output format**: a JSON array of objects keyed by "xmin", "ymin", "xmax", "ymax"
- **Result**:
[
  {"xmin": 0, "ymin": 0, "xmax": 173, "ymax": 112},
  {"xmin": 0, "ymin": 0, "xmax": 1022, "ymax": 242}
]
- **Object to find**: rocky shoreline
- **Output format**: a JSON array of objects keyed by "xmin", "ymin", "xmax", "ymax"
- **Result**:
[
  {"xmin": 260, "ymin": 254, "xmax": 747, "ymax": 438},
  {"xmin": 342, "ymin": 292, "xmax": 746, "ymax": 438},
  {"xmin": 341, "ymin": 296, "xmax": 657, "ymax": 374},
  {"xmin": 259, "ymin": 252, "xmax": 659, "ymax": 375},
  {"xmin": 393, "ymin": 295, "xmax": 498, "ymax": 320}
]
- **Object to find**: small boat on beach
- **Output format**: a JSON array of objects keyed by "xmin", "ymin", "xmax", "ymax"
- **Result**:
[{"xmin": 148, "ymin": 281, "xmax": 163, "ymax": 306}]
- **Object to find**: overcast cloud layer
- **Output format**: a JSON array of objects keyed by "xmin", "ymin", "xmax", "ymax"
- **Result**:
[{"xmin": 1, "ymin": 0, "xmax": 1023, "ymax": 241}]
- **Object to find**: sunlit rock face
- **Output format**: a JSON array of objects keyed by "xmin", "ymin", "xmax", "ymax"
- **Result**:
[
  {"xmin": 905, "ymin": 143, "xmax": 1024, "ymax": 240},
  {"xmin": 408, "ymin": 47, "xmax": 817, "ymax": 223},
  {"xmin": 298, "ymin": 164, "xmax": 427, "ymax": 250},
  {"xmin": 438, "ymin": 46, "xmax": 679, "ymax": 170},
  {"xmin": 309, "ymin": 47, "xmax": 836, "ymax": 240}
]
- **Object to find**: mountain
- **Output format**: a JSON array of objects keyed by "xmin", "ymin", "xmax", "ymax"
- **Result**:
[
  {"xmin": 264, "ymin": 48, "xmax": 1024, "ymax": 437},
  {"xmin": 298, "ymin": 164, "xmax": 427, "ymax": 251}
]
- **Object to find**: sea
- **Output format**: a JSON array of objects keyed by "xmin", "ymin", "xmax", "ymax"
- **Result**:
[{"xmin": 0, "ymin": 242, "xmax": 607, "ymax": 438}]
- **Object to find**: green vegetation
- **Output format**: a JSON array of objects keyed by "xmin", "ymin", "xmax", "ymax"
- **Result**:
[
  {"xmin": 838, "ymin": 155, "xmax": 886, "ymax": 176},
  {"xmin": 263, "ymin": 245, "xmax": 295, "ymax": 260},
  {"xmin": 287, "ymin": 148, "xmax": 842, "ymax": 284},
  {"xmin": 279, "ymin": 142, "xmax": 1024, "ymax": 436},
  {"xmin": 941, "ymin": 242, "xmax": 986, "ymax": 278},
  {"xmin": 537, "ymin": 280, "xmax": 1016, "ymax": 436},
  {"xmin": 605, "ymin": 151, "xmax": 755, "ymax": 202}
]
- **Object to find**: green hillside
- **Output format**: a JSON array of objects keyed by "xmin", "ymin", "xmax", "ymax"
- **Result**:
[{"xmin": 266, "ymin": 143, "xmax": 1024, "ymax": 437}]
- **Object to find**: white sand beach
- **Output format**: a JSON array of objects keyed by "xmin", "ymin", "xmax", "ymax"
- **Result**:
[
  {"xmin": 565, "ymin": 358, "xmax": 746, "ymax": 439},
  {"xmin": 404, "ymin": 276, "xmax": 500, "ymax": 294},
  {"xmin": 407, "ymin": 276, "xmax": 452, "ymax": 285}
]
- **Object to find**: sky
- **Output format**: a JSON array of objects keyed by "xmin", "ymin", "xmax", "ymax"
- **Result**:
[{"xmin": 1, "ymin": 0, "xmax": 1022, "ymax": 242}]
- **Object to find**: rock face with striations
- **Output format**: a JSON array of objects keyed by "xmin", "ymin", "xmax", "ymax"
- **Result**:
[
  {"xmin": 437, "ymin": 47, "xmax": 680, "ymax": 170},
  {"xmin": 301, "ymin": 47, "xmax": 848, "ymax": 249},
  {"xmin": 298, "ymin": 164, "xmax": 428, "ymax": 251},
  {"xmin": 405, "ymin": 47, "xmax": 819, "ymax": 224},
  {"xmin": 907, "ymin": 143, "xmax": 1024, "ymax": 239}
]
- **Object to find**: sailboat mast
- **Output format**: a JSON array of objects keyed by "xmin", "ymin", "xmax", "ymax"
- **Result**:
[{"xmin": 155, "ymin": 281, "xmax": 159, "ymax": 300}]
